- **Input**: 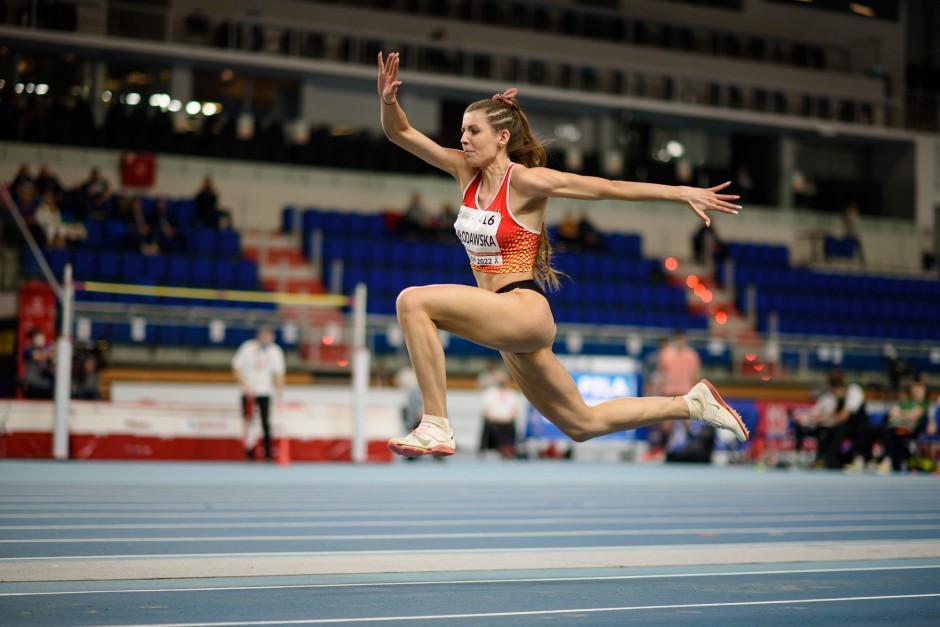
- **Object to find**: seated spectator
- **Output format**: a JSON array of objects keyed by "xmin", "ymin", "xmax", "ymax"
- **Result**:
[
  {"xmin": 577, "ymin": 209, "xmax": 604, "ymax": 251},
  {"xmin": 35, "ymin": 191, "xmax": 85, "ymax": 248},
  {"xmin": 880, "ymin": 379, "xmax": 933, "ymax": 473},
  {"xmin": 34, "ymin": 164, "xmax": 64, "ymax": 201},
  {"xmin": 556, "ymin": 211, "xmax": 581, "ymax": 251},
  {"xmin": 11, "ymin": 163, "xmax": 34, "ymax": 196},
  {"xmin": 793, "ymin": 370, "xmax": 874, "ymax": 470},
  {"xmin": 398, "ymin": 192, "xmax": 431, "ymax": 240},
  {"xmin": 22, "ymin": 329, "xmax": 54, "ymax": 399},
  {"xmin": 76, "ymin": 167, "xmax": 110, "ymax": 219},
  {"xmin": 147, "ymin": 198, "xmax": 179, "ymax": 252},
  {"xmin": 125, "ymin": 197, "xmax": 158, "ymax": 255},
  {"xmin": 72, "ymin": 356, "xmax": 102, "ymax": 400}
]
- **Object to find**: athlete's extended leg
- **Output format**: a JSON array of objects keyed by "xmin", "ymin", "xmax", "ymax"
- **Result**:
[
  {"xmin": 389, "ymin": 284, "xmax": 555, "ymax": 457},
  {"xmin": 502, "ymin": 348, "xmax": 748, "ymax": 443}
]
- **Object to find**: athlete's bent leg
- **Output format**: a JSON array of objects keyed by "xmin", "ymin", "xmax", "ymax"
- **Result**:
[{"xmin": 391, "ymin": 284, "xmax": 555, "ymax": 457}]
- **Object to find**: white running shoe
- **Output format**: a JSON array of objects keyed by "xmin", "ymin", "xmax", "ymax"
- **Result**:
[
  {"xmin": 685, "ymin": 379, "xmax": 749, "ymax": 442},
  {"xmin": 388, "ymin": 417, "xmax": 456, "ymax": 458}
]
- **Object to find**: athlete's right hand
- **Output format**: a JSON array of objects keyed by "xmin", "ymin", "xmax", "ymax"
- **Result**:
[{"xmin": 377, "ymin": 52, "xmax": 402, "ymax": 105}]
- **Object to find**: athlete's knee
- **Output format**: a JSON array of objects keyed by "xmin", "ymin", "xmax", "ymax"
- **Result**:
[
  {"xmin": 552, "ymin": 412, "xmax": 599, "ymax": 443},
  {"xmin": 395, "ymin": 286, "xmax": 425, "ymax": 319}
]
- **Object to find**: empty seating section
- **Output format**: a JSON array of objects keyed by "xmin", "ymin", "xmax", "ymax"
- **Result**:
[
  {"xmin": 295, "ymin": 206, "xmax": 707, "ymax": 358},
  {"xmin": 722, "ymin": 242, "xmax": 940, "ymax": 341},
  {"xmin": 23, "ymin": 196, "xmax": 273, "ymax": 349}
]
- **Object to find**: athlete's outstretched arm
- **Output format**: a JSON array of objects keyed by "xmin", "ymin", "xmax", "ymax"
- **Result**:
[
  {"xmin": 513, "ymin": 167, "xmax": 741, "ymax": 227},
  {"xmin": 378, "ymin": 52, "xmax": 467, "ymax": 181}
]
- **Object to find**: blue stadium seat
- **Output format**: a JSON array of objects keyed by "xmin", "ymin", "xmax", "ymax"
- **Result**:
[
  {"xmin": 167, "ymin": 256, "xmax": 192, "ymax": 285},
  {"xmin": 190, "ymin": 257, "xmax": 213, "ymax": 286},
  {"xmin": 217, "ymin": 230, "xmax": 240, "ymax": 257},
  {"xmin": 142, "ymin": 255, "xmax": 168, "ymax": 283},
  {"xmin": 121, "ymin": 253, "xmax": 144, "ymax": 283},
  {"xmin": 97, "ymin": 250, "xmax": 121, "ymax": 281},
  {"xmin": 191, "ymin": 228, "xmax": 218, "ymax": 256}
]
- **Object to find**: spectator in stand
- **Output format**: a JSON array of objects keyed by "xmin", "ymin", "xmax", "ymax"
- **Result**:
[
  {"xmin": 556, "ymin": 211, "xmax": 581, "ymax": 251},
  {"xmin": 692, "ymin": 220, "xmax": 727, "ymax": 268},
  {"xmin": 880, "ymin": 379, "xmax": 933, "ymax": 473},
  {"xmin": 398, "ymin": 192, "xmax": 430, "ymax": 240},
  {"xmin": 11, "ymin": 163, "xmax": 34, "ymax": 196},
  {"xmin": 195, "ymin": 176, "xmax": 228, "ymax": 228},
  {"xmin": 34, "ymin": 191, "xmax": 85, "ymax": 248},
  {"xmin": 22, "ymin": 329, "xmax": 54, "ymax": 399},
  {"xmin": 34, "ymin": 164, "xmax": 64, "ymax": 201},
  {"xmin": 232, "ymin": 326, "xmax": 286, "ymax": 462},
  {"xmin": 148, "ymin": 198, "xmax": 179, "ymax": 252},
  {"xmin": 125, "ymin": 197, "xmax": 158, "ymax": 255},
  {"xmin": 577, "ymin": 209, "xmax": 604, "ymax": 251},
  {"xmin": 76, "ymin": 167, "xmax": 110, "ymax": 219}
]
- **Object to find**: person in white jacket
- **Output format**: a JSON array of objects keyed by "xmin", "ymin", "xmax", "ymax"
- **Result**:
[{"xmin": 232, "ymin": 327, "xmax": 285, "ymax": 461}]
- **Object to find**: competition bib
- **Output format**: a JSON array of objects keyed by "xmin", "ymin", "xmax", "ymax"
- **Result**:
[{"xmin": 454, "ymin": 206, "xmax": 502, "ymax": 267}]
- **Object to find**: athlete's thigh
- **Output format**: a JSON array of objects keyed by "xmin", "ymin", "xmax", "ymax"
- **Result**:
[
  {"xmin": 398, "ymin": 283, "xmax": 554, "ymax": 353},
  {"xmin": 500, "ymin": 347, "xmax": 587, "ymax": 429}
]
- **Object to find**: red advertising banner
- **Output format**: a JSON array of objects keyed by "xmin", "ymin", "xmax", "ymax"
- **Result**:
[{"xmin": 121, "ymin": 152, "xmax": 157, "ymax": 188}]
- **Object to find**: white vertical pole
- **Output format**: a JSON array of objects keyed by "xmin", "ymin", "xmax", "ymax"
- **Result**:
[
  {"xmin": 53, "ymin": 264, "xmax": 74, "ymax": 460},
  {"xmin": 351, "ymin": 283, "xmax": 369, "ymax": 464}
]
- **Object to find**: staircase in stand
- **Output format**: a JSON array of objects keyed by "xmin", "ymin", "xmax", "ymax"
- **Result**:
[{"xmin": 241, "ymin": 230, "xmax": 349, "ymax": 368}]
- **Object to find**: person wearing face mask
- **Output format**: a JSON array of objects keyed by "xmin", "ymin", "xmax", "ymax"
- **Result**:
[
  {"xmin": 22, "ymin": 329, "xmax": 55, "ymax": 399},
  {"xmin": 377, "ymin": 52, "xmax": 747, "ymax": 459},
  {"xmin": 232, "ymin": 327, "xmax": 286, "ymax": 462}
]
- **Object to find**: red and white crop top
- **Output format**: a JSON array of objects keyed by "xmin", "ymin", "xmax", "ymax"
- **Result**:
[{"xmin": 453, "ymin": 163, "xmax": 540, "ymax": 273}]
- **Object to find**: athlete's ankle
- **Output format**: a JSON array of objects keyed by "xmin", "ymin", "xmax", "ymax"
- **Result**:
[{"xmin": 420, "ymin": 414, "xmax": 450, "ymax": 431}]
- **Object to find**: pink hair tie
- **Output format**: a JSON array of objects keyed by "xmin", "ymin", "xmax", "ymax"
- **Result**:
[{"xmin": 492, "ymin": 87, "xmax": 518, "ymax": 108}]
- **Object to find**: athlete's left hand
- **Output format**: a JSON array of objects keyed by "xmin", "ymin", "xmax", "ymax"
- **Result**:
[{"xmin": 679, "ymin": 181, "xmax": 741, "ymax": 227}]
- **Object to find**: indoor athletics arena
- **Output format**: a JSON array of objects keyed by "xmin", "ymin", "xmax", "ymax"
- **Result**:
[{"xmin": 1, "ymin": 0, "xmax": 940, "ymax": 624}]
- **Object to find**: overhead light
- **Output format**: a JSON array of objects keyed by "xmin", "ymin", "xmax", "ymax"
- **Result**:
[
  {"xmin": 35, "ymin": 83, "xmax": 49, "ymax": 95},
  {"xmin": 168, "ymin": 99, "xmax": 182, "ymax": 112},
  {"xmin": 666, "ymin": 140, "xmax": 684, "ymax": 158},
  {"xmin": 185, "ymin": 100, "xmax": 201, "ymax": 115},
  {"xmin": 849, "ymin": 3, "xmax": 874, "ymax": 17},
  {"xmin": 25, "ymin": 83, "xmax": 34, "ymax": 93},
  {"xmin": 125, "ymin": 92, "xmax": 141, "ymax": 105},
  {"xmin": 101, "ymin": 90, "xmax": 112, "ymax": 102},
  {"xmin": 14, "ymin": 82, "xmax": 23, "ymax": 93},
  {"xmin": 201, "ymin": 102, "xmax": 218, "ymax": 116}
]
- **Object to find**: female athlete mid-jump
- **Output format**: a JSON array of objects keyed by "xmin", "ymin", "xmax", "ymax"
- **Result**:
[{"xmin": 378, "ymin": 52, "xmax": 748, "ymax": 457}]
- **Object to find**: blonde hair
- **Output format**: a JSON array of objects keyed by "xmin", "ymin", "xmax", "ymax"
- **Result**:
[{"xmin": 465, "ymin": 94, "xmax": 562, "ymax": 292}]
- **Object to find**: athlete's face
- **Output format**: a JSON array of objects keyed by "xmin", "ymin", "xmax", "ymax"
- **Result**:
[{"xmin": 460, "ymin": 111, "xmax": 506, "ymax": 166}]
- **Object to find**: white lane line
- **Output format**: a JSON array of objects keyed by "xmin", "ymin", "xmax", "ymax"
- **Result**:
[
  {"xmin": 87, "ymin": 593, "xmax": 940, "ymax": 626},
  {"xmin": 2, "ymin": 564, "xmax": 939, "ymax": 597},
  {"xmin": 3, "ymin": 512, "xmax": 938, "ymax": 531},
  {"xmin": 2, "ymin": 524, "xmax": 939, "ymax": 543},
  {"xmin": 1, "ymin": 506, "xmax": 938, "ymax": 521}
]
